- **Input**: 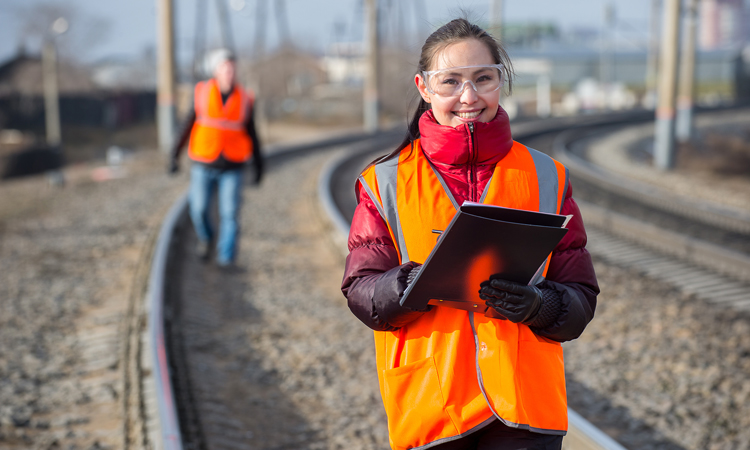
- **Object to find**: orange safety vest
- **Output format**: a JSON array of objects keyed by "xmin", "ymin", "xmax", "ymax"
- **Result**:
[
  {"xmin": 358, "ymin": 139, "xmax": 570, "ymax": 450},
  {"xmin": 188, "ymin": 78, "xmax": 254, "ymax": 164}
]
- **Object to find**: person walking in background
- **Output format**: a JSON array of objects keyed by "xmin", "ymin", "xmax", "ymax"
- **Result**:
[
  {"xmin": 341, "ymin": 18, "xmax": 599, "ymax": 450},
  {"xmin": 169, "ymin": 48, "xmax": 263, "ymax": 267}
]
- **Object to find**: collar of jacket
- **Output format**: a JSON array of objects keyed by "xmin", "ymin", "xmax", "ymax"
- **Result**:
[{"xmin": 417, "ymin": 107, "xmax": 513, "ymax": 166}]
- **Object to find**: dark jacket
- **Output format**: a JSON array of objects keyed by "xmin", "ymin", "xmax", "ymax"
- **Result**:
[{"xmin": 341, "ymin": 108, "xmax": 599, "ymax": 342}]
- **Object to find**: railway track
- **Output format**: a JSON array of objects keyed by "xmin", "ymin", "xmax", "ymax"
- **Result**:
[
  {"xmin": 327, "ymin": 111, "xmax": 750, "ymax": 310},
  {"xmin": 144, "ymin": 130, "xmax": 403, "ymax": 450},
  {"xmin": 553, "ymin": 125, "xmax": 750, "ymax": 305},
  {"xmin": 144, "ymin": 108, "xmax": 750, "ymax": 449}
]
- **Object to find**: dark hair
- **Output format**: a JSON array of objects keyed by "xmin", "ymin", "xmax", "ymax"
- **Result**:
[{"xmin": 370, "ymin": 18, "xmax": 514, "ymax": 167}]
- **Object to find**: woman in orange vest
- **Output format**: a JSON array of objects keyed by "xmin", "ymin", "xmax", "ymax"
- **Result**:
[
  {"xmin": 341, "ymin": 19, "xmax": 599, "ymax": 450},
  {"xmin": 170, "ymin": 48, "xmax": 263, "ymax": 267}
]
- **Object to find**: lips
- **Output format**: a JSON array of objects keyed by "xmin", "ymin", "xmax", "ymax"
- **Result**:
[{"xmin": 454, "ymin": 109, "xmax": 483, "ymax": 119}]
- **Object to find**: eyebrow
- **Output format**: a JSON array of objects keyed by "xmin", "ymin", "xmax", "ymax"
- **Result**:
[{"xmin": 440, "ymin": 67, "xmax": 495, "ymax": 77}]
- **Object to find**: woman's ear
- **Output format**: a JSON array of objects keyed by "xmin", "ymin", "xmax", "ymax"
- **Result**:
[{"xmin": 415, "ymin": 74, "xmax": 431, "ymax": 104}]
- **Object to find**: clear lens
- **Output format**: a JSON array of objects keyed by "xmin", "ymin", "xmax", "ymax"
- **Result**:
[{"xmin": 423, "ymin": 64, "xmax": 504, "ymax": 97}]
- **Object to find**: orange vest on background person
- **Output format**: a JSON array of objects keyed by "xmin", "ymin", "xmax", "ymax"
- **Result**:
[
  {"xmin": 358, "ymin": 139, "xmax": 570, "ymax": 450},
  {"xmin": 188, "ymin": 78, "xmax": 254, "ymax": 164}
]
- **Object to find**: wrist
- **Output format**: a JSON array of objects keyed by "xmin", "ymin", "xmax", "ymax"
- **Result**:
[
  {"xmin": 526, "ymin": 287, "xmax": 562, "ymax": 328},
  {"xmin": 372, "ymin": 262, "xmax": 426, "ymax": 327}
]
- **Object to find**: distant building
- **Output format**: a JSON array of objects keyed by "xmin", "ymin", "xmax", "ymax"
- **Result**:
[
  {"xmin": 320, "ymin": 42, "xmax": 366, "ymax": 87},
  {"xmin": 700, "ymin": 0, "xmax": 749, "ymax": 50},
  {"xmin": 90, "ymin": 57, "xmax": 156, "ymax": 91},
  {"xmin": 0, "ymin": 48, "xmax": 95, "ymax": 97},
  {"xmin": 0, "ymin": 49, "xmax": 154, "ymax": 131},
  {"xmin": 507, "ymin": 46, "xmax": 746, "ymax": 114}
]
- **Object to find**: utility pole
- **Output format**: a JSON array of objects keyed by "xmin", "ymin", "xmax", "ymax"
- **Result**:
[
  {"xmin": 42, "ymin": 39, "xmax": 61, "ymax": 149},
  {"xmin": 42, "ymin": 17, "xmax": 68, "ymax": 187},
  {"xmin": 42, "ymin": 17, "xmax": 68, "ymax": 150},
  {"xmin": 157, "ymin": 0, "xmax": 176, "ymax": 154},
  {"xmin": 645, "ymin": 0, "xmax": 661, "ymax": 108},
  {"xmin": 489, "ymin": 0, "xmax": 504, "ymax": 41},
  {"xmin": 364, "ymin": 0, "xmax": 379, "ymax": 133},
  {"xmin": 600, "ymin": 2, "xmax": 616, "ymax": 109},
  {"xmin": 676, "ymin": 0, "xmax": 698, "ymax": 143},
  {"xmin": 654, "ymin": 0, "xmax": 681, "ymax": 170},
  {"xmin": 252, "ymin": 0, "xmax": 269, "ymax": 145}
]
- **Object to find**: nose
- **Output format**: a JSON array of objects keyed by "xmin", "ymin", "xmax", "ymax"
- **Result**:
[{"xmin": 459, "ymin": 80, "xmax": 479, "ymax": 103}]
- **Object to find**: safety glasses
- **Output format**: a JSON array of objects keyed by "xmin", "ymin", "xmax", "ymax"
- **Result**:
[{"xmin": 421, "ymin": 64, "xmax": 505, "ymax": 97}]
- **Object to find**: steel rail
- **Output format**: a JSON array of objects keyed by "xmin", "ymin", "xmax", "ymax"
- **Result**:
[
  {"xmin": 145, "ymin": 128, "xmax": 402, "ymax": 450},
  {"xmin": 554, "ymin": 129, "xmax": 750, "ymax": 284},
  {"xmin": 146, "ymin": 191, "xmax": 188, "ymax": 450},
  {"xmin": 146, "ymin": 107, "xmax": 748, "ymax": 449},
  {"xmin": 554, "ymin": 128, "xmax": 750, "ymax": 236},
  {"xmin": 317, "ymin": 107, "xmax": 750, "ymax": 448}
]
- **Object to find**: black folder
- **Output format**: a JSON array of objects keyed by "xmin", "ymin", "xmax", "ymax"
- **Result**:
[{"xmin": 399, "ymin": 202, "xmax": 570, "ymax": 315}]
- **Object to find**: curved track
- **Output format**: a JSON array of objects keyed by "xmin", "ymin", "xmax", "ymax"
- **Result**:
[
  {"xmin": 322, "ymin": 108, "xmax": 750, "ymax": 449},
  {"xmin": 145, "ymin": 108, "xmax": 750, "ymax": 450},
  {"xmin": 147, "ymin": 129, "xmax": 403, "ymax": 450},
  {"xmin": 553, "ymin": 127, "xmax": 750, "ymax": 304},
  {"xmin": 329, "ymin": 112, "xmax": 750, "ymax": 308}
]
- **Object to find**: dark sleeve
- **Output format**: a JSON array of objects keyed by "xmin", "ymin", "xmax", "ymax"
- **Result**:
[
  {"xmin": 341, "ymin": 182, "xmax": 429, "ymax": 331},
  {"xmin": 171, "ymin": 110, "xmax": 196, "ymax": 161},
  {"xmin": 531, "ymin": 184, "xmax": 599, "ymax": 342},
  {"xmin": 245, "ymin": 107, "xmax": 264, "ymax": 183}
]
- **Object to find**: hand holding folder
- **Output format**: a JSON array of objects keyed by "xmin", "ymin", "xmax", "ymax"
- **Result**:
[{"xmin": 399, "ymin": 202, "xmax": 571, "ymax": 316}]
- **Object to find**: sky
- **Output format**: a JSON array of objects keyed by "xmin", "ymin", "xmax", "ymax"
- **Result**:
[{"xmin": 0, "ymin": 0, "xmax": 654, "ymax": 65}]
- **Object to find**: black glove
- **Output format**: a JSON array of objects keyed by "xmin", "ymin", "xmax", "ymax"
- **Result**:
[
  {"xmin": 168, "ymin": 158, "xmax": 179, "ymax": 175},
  {"xmin": 372, "ymin": 262, "xmax": 428, "ymax": 328},
  {"xmin": 406, "ymin": 264, "xmax": 421, "ymax": 286},
  {"xmin": 479, "ymin": 277, "xmax": 542, "ymax": 323},
  {"xmin": 400, "ymin": 263, "xmax": 428, "ymax": 312}
]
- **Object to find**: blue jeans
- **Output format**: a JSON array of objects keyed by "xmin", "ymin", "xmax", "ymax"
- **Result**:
[{"xmin": 188, "ymin": 164, "xmax": 244, "ymax": 264}]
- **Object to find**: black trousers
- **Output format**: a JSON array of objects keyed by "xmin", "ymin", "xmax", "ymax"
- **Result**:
[{"xmin": 429, "ymin": 419, "xmax": 563, "ymax": 450}]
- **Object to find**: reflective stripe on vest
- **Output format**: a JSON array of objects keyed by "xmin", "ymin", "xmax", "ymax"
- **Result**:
[
  {"xmin": 195, "ymin": 116, "xmax": 246, "ymax": 131},
  {"xmin": 359, "ymin": 139, "xmax": 570, "ymax": 450},
  {"xmin": 188, "ymin": 79, "xmax": 254, "ymax": 163}
]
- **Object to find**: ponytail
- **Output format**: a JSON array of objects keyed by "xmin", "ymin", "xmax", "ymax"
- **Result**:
[{"xmin": 368, "ymin": 97, "xmax": 428, "ymax": 167}]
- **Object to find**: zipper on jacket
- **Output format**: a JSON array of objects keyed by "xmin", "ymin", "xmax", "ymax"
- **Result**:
[{"xmin": 468, "ymin": 122, "xmax": 477, "ymax": 202}]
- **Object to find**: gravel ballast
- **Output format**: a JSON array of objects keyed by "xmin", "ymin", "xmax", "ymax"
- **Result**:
[{"xmin": 1, "ymin": 120, "xmax": 749, "ymax": 449}]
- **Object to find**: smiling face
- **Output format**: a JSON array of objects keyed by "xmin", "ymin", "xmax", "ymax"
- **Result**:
[{"xmin": 415, "ymin": 39, "xmax": 501, "ymax": 128}]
